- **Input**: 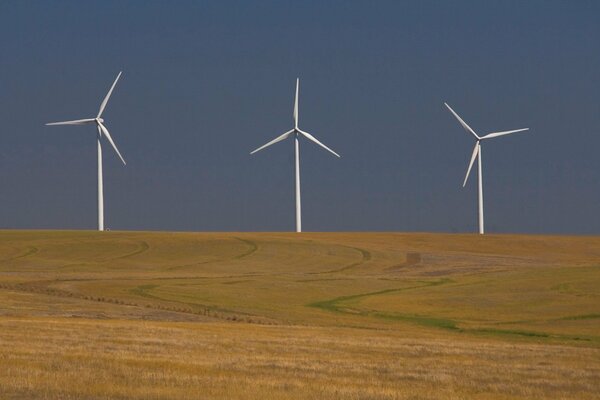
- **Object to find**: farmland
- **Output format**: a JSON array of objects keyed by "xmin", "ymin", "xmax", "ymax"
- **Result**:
[{"xmin": 0, "ymin": 231, "xmax": 599, "ymax": 399}]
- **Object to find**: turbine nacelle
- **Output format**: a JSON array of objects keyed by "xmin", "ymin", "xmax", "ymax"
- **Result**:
[
  {"xmin": 46, "ymin": 72, "xmax": 126, "ymax": 166},
  {"xmin": 444, "ymin": 102, "xmax": 528, "ymax": 187},
  {"xmin": 46, "ymin": 71, "xmax": 127, "ymax": 167},
  {"xmin": 250, "ymin": 78, "xmax": 340, "ymax": 158}
]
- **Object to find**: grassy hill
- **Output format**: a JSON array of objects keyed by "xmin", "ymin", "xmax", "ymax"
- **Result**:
[{"xmin": 1, "ymin": 231, "xmax": 599, "ymax": 399}]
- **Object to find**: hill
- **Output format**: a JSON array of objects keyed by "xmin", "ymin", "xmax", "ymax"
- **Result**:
[{"xmin": 1, "ymin": 231, "xmax": 599, "ymax": 399}]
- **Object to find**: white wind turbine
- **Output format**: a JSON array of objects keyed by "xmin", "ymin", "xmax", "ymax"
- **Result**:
[
  {"xmin": 46, "ymin": 72, "xmax": 127, "ymax": 231},
  {"xmin": 251, "ymin": 78, "xmax": 340, "ymax": 232},
  {"xmin": 444, "ymin": 102, "xmax": 528, "ymax": 234}
]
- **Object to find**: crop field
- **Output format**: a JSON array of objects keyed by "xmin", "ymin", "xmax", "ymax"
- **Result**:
[{"xmin": 0, "ymin": 230, "xmax": 599, "ymax": 399}]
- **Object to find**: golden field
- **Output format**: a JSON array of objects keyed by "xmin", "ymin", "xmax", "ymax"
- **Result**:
[{"xmin": 0, "ymin": 230, "xmax": 599, "ymax": 399}]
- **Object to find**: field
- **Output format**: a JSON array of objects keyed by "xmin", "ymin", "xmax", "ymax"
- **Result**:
[{"xmin": 0, "ymin": 230, "xmax": 599, "ymax": 399}]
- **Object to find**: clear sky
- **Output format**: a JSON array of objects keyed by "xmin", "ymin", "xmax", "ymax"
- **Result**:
[{"xmin": 0, "ymin": 1, "xmax": 599, "ymax": 233}]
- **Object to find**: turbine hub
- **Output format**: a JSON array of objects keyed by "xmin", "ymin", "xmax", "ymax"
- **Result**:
[{"xmin": 96, "ymin": 117, "xmax": 104, "ymax": 124}]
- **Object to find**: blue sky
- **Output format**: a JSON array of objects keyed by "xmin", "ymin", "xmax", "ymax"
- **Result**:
[{"xmin": 0, "ymin": 1, "xmax": 599, "ymax": 233}]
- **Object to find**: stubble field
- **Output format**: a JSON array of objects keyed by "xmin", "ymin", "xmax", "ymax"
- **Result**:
[{"xmin": 0, "ymin": 230, "xmax": 599, "ymax": 399}]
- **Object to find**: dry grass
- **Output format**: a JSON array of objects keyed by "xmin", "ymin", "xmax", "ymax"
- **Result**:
[{"xmin": 0, "ymin": 230, "xmax": 599, "ymax": 399}]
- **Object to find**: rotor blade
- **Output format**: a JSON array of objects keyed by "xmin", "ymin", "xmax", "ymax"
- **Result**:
[
  {"xmin": 97, "ymin": 71, "xmax": 122, "ymax": 118},
  {"xmin": 45, "ymin": 118, "xmax": 96, "ymax": 126},
  {"xmin": 463, "ymin": 142, "xmax": 479, "ymax": 187},
  {"xmin": 297, "ymin": 129, "xmax": 340, "ymax": 158},
  {"xmin": 444, "ymin": 103, "xmax": 480, "ymax": 139},
  {"xmin": 250, "ymin": 129, "xmax": 294, "ymax": 155},
  {"xmin": 293, "ymin": 78, "xmax": 299, "ymax": 127},
  {"xmin": 481, "ymin": 128, "xmax": 529, "ymax": 140},
  {"xmin": 98, "ymin": 122, "xmax": 126, "ymax": 165}
]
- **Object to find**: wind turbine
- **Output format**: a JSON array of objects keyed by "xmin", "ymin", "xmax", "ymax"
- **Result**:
[
  {"xmin": 251, "ymin": 78, "xmax": 340, "ymax": 232},
  {"xmin": 46, "ymin": 72, "xmax": 127, "ymax": 231},
  {"xmin": 444, "ymin": 102, "xmax": 528, "ymax": 234}
]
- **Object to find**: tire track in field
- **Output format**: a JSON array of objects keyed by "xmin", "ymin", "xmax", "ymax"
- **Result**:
[
  {"xmin": 29, "ymin": 241, "xmax": 149, "ymax": 271},
  {"xmin": 309, "ymin": 278, "xmax": 452, "ymax": 315},
  {"xmin": 232, "ymin": 237, "xmax": 258, "ymax": 259},
  {"xmin": 308, "ymin": 278, "xmax": 598, "ymax": 342},
  {"xmin": 124, "ymin": 282, "xmax": 276, "ymax": 324},
  {"xmin": 309, "ymin": 278, "xmax": 471, "ymax": 331},
  {"xmin": 310, "ymin": 245, "xmax": 372, "ymax": 274},
  {"xmin": 1, "ymin": 246, "xmax": 39, "ymax": 262},
  {"xmin": 107, "ymin": 241, "xmax": 150, "ymax": 261},
  {"xmin": 0, "ymin": 280, "xmax": 276, "ymax": 325},
  {"xmin": 167, "ymin": 237, "xmax": 258, "ymax": 271}
]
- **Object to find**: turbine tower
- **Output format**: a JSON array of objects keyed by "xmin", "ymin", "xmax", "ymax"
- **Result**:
[
  {"xmin": 251, "ymin": 78, "xmax": 340, "ymax": 232},
  {"xmin": 46, "ymin": 72, "xmax": 127, "ymax": 231},
  {"xmin": 444, "ymin": 103, "xmax": 528, "ymax": 234}
]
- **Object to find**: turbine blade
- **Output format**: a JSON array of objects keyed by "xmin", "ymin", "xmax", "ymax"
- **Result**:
[
  {"xmin": 97, "ymin": 71, "xmax": 122, "ymax": 118},
  {"xmin": 297, "ymin": 129, "xmax": 340, "ymax": 158},
  {"xmin": 444, "ymin": 103, "xmax": 480, "ymax": 139},
  {"xmin": 45, "ymin": 118, "xmax": 96, "ymax": 126},
  {"xmin": 463, "ymin": 142, "xmax": 479, "ymax": 187},
  {"xmin": 293, "ymin": 78, "xmax": 299, "ymax": 127},
  {"xmin": 250, "ymin": 129, "xmax": 294, "ymax": 155},
  {"xmin": 98, "ymin": 122, "xmax": 126, "ymax": 165},
  {"xmin": 481, "ymin": 128, "xmax": 529, "ymax": 140}
]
